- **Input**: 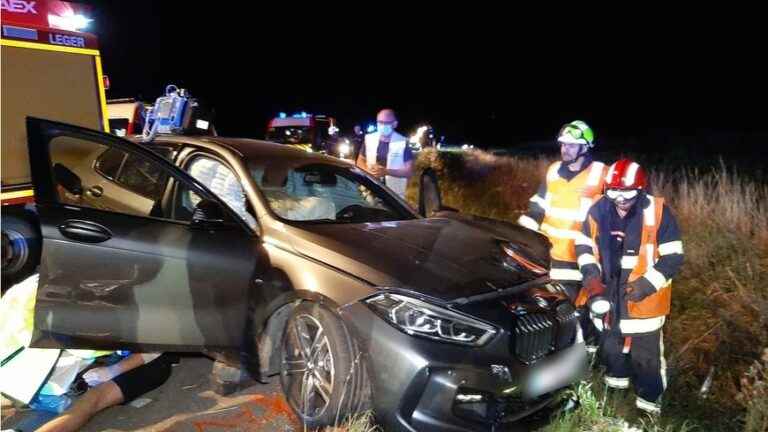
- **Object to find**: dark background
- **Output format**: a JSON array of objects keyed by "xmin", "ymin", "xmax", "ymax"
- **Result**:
[{"xmin": 86, "ymin": 2, "xmax": 765, "ymax": 161}]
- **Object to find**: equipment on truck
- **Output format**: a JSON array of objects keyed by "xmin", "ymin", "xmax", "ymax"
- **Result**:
[{"xmin": 142, "ymin": 85, "xmax": 215, "ymax": 142}]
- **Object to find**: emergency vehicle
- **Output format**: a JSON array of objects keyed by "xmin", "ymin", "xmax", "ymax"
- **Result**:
[
  {"xmin": 107, "ymin": 98, "xmax": 146, "ymax": 137},
  {"xmin": 265, "ymin": 112, "xmax": 337, "ymax": 153},
  {"xmin": 1, "ymin": 0, "xmax": 108, "ymax": 286}
]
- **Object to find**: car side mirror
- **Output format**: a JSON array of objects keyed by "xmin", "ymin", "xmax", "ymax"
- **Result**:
[
  {"xmin": 53, "ymin": 163, "xmax": 83, "ymax": 196},
  {"xmin": 190, "ymin": 199, "xmax": 230, "ymax": 230},
  {"xmin": 419, "ymin": 168, "xmax": 457, "ymax": 217}
]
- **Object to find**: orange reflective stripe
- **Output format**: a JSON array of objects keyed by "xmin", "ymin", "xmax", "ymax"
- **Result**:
[
  {"xmin": 550, "ymin": 238, "xmax": 577, "ymax": 262},
  {"xmin": 589, "ymin": 215, "xmax": 600, "ymax": 264},
  {"xmin": 629, "ymin": 196, "xmax": 665, "ymax": 282},
  {"xmin": 622, "ymin": 336, "xmax": 632, "ymax": 353},
  {"xmin": 574, "ymin": 288, "xmax": 588, "ymax": 307},
  {"xmin": 628, "ymin": 196, "xmax": 671, "ymax": 319}
]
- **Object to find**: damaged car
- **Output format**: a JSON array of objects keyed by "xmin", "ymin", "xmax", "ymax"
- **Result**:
[{"xmin": 25, "ymin": 117, "xmax": 586, "ymax": 431}]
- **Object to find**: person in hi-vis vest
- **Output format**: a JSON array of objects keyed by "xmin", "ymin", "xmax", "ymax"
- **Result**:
[
  {"xmin": 356, "ymin": 109, "xmax": 413, "ymax": 198},
  {"xmin": 576, "ymin": 159, "xmax": 684, "ymax": 415},
  {"xmin": 518, "ymin": 120, "xmax": 607, "ymax": 352},
  {"xmin": 518, "ymin": 120, "xmax": 608, "ymax": 299}
]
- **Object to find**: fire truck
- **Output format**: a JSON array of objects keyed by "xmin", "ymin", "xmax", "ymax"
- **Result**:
[
  {"xmin": 1, "ymin": 0, "xmax": 108, "ymax": 286},
  {"xmin": 265, "ymin": 112, "xmax": 338, "ymax": 153},
  {"xmin": 107, "ymin": 98, "xmax": 146, "ymax": 137}
]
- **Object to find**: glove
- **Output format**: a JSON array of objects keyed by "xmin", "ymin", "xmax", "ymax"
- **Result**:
[
  {"xmin": 583, "ymin": 277, "xmax": 606, "ymax": 299},
  {"xmin": 625, "ymin": 279, "xmax": 656, "ymax": 302}
]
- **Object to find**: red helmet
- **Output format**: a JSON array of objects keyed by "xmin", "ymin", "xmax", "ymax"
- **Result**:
[{"xmin": 605, "ymin": 159, "xmax": 647, "ymax": 190}]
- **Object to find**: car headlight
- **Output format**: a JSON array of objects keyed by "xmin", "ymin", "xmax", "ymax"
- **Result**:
[{"xmin": 365, "ymin": 293, "xmax": 497, "ymax": 346}]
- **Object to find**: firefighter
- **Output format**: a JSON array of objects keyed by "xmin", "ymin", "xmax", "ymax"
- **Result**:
[
  {"xmin": 518, "ymin": 120, "xmax": 608, "ymax": 348},
  {"xmin": 575, "ymin": 159, "xmax": 684, "ymax": 415}
]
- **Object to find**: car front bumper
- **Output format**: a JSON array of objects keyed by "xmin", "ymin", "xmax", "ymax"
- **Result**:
[{"xmin": 340, "ymin": 302, "xmax": 587, "ymax": 432}]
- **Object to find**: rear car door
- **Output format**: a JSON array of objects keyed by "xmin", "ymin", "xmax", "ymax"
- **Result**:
[{"xmin": 26, "ymin": 118, "xmax": 267, "ymax": 352}]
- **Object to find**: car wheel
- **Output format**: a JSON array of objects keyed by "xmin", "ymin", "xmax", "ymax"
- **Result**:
[
  {"xmin": 1, "ymin": 212, "xmax": 41, "ymax": 290},
  {"xmin": 280, "ymin": 302, "xmax": 370, "ymax": 428}
]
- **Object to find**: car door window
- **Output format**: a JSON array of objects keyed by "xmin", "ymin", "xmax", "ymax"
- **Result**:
[
  {"xmin": 117, "ymin": 153, "xmax": 169, "ymax": 201},
  {"xmin": 183, "ymin": 155, "xmax": 257, "ymax": 229},
  {"xmin": 94, "ymin": 147, "xmax": 126, "ymax": 180},
  {"xmin": 93, "ymin": 146, "xmax": 177, "ymax": 202},
  {"xmin": 49, "ymin": 135, "xmax": 202, "ymax": 222}
]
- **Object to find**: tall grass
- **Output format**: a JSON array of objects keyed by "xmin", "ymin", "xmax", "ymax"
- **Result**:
[
  {"xmin": 736, "ymin": 349, "xmax": 768, "ymax": 432},
  {"xmin": 651, "ymin": 162, "xmax": 768, "ymax": 431},
  {"xmin": 407, "ymin": 149, "xmax": 768, "ymax": 432},
  {"xmin": 407, "ymin": 148, "xmax": 550, "ymax": 221},
  {"xmin": 321, "ymin": 411, "xmax": 380, "ymax": 432}
]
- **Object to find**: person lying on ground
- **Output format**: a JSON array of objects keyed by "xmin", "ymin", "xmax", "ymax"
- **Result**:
[{"xmin": 36, "ymin": 352, "xmax": 174, "ymax": 432}]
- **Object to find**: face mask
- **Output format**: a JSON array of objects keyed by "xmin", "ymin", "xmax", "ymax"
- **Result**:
[{"xmin": 378, "ymin": 123, "xmax": 394, "ymax": 136}]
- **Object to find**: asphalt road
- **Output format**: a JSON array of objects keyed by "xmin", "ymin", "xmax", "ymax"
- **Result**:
[{"xmin": 2, "ymin": 355, "xmax": 303, "ymax": 432}]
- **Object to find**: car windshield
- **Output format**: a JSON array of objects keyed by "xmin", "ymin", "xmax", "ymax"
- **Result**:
[
  {"xmin": 266, "ymin": 126, "xmax": 312, "ymax": 145},
  {"xmin": 249, "ymin": 159, "xmax": 415, "ymax": 223}
]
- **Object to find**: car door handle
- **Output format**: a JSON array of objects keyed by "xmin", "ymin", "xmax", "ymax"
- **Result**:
[
  {"xmin": 87, "ymin": 185, "xmax": 104, "ymax": 198},
  {"xmin": 58, "ymin": 220, "xmax": 112, "ymax": 243}
]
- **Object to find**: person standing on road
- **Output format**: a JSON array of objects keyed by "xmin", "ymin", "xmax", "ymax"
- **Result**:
[
  {"xmin": 350, "ymin": 124, "xmax": 364, "ymax": 159},
  {"xmin": 356, "ymin": 109, "xmax": 414, "ymax": 198}
]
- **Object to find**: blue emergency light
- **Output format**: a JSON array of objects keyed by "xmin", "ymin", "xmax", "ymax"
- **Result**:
[
  {"xmin": 279, "ymin": 112, "xmax": 287, "ymax": 119},
  {"xmin": 366, "ymin": 123, "xmax": 376, "ymax": 133}
]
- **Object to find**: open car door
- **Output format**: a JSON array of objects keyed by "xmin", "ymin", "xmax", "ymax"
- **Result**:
[{"xmin": 26, "ymin": 117, "xmax": 267, "ymax": 353}]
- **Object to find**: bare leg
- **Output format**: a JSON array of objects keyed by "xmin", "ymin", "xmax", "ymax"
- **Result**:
[{"xmin": 36, "ymin": 381, "xmax": 124, "ymax": 432}]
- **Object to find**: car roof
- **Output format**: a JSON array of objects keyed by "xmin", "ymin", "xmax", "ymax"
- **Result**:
[{"xmin": 129, "ymin": 135, "xmax": 352, "ymax": 167}]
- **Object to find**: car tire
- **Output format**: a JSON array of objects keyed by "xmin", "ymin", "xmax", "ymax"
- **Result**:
[
  {"xmin": 1, "ymin": 211, "xmax": 41, "ymax": 290},
  {"xmin": 280, "ymin": 301, "xmax": 370, "ymax": 429}
]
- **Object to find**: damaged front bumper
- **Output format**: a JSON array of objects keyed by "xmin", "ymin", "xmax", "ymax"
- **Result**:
[{"xmin": 341, "ymin": 302, "xmax": 588, "ymax": 432}]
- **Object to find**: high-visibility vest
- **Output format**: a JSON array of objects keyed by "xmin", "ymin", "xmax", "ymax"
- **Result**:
[
  {"xmin": 539, "ymin": 161, "xmax": 607, "ymax": 263},
  {"xmin": 585, "ymin": 195, "xmax": 672, "ymax": 320},
  {"xmin": 364, "ymin": 132, "xmax": 409, "ymax": 197}
]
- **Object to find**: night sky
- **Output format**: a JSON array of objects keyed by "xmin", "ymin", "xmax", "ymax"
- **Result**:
[{"xmin": 87, "ymin": 2, "xmax": 765, "ymax": 154}]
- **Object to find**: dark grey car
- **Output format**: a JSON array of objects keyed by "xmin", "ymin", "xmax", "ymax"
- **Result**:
[{"xmin": 26, "ymin": 118, "xmax": 586, "ymax": 431}]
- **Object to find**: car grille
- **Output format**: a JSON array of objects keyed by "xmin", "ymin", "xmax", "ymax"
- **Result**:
[
  {"xmin": 513, "ymin": 303, "xmax": 578, "ymax": 364},
  {"xmin": 554, "ymin": 302, "xmax": 579, "ymax": 350},
  {"xmin": 513, "ymin": 313, "xmax": 555, "ymax": 363}
]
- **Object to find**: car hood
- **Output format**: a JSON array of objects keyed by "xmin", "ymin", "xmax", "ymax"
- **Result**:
[{"xmin": 286, "ymin": 214, "xmax": 551, "ymax": 302}]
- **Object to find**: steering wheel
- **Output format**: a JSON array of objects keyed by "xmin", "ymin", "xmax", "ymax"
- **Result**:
[{"xmin": 336, "ymin": 204, "xmax": 366, "ymax": 220}]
